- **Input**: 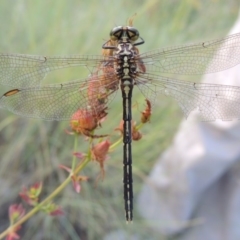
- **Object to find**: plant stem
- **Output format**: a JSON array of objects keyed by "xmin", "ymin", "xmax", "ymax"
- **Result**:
[
  {"xmin": 71, "ymin": 134, "xmax": 79, "ymax": 170},
  {"xmin": 0, "ymin": 135, "xmax": 90, "ymax": 240}
]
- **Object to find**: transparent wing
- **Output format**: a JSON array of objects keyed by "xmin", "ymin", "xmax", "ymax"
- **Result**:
[
  {"xmin": 140, "ymin": 33, "xmax": 240, "ymax": 75},
  {"xmin": 136, "ymin": 73, "xmax": 240, "ymax": 121},
  {"xmin": 0, "ymin": 53, "xmax": 112, "ymax": 88},
  {"xmin": 0, "ymin": 74, "xmax": 119, "ymax": 121}
]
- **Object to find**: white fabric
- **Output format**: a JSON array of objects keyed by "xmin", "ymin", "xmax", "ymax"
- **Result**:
[{"xmin": 137, "ymin": 11, "xmax": 240, "ymax": 240}]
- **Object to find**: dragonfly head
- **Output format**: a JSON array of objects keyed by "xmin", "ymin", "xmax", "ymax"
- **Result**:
[{"xmin": 110, "ymin": 26, "xmax": 139, "ymax": 43}]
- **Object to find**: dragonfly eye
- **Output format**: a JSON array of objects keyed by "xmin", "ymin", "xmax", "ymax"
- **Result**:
[
  {"xmin": 126, "ymin": 27, "xmax": 139, "ymax": 42},
  {"xmin": 110, "ymin": 26, "xmax": 123, "ymax": 41},
  {"xmin": 110, "ymin": 26, "xmax": 139, "ymax": 42}
]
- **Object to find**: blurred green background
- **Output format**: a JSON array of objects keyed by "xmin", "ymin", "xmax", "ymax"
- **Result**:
[{"xmin": 0, "ymin": 0, "xmax": 239, "ymax": 239}]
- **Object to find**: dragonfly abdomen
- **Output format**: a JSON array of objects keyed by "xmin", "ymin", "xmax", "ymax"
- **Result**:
[{"xmin": 115, "ymin": 41, "xmax": 139, "ymax": 221}]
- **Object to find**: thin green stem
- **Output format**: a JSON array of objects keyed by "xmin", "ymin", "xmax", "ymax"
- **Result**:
[
  {"xmin": 135, "ymin": 122, "xmax": 144, "ymax": 131},
  {"xmin": 71, "ymin": 134, "xmax": 79, "ymax": 170},
  {"xmin": 110, "ymin": 136, "xmax": 122, "ymax": 150},
  {"xmin": 0, "ymin": 134, "xmax": 89, "ymax": 240},
  {"xmin": 0, "ymin": 174, "xmax": 71, "ymax": 239}
]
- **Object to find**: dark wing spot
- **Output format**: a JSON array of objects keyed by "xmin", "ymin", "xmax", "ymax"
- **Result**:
[{"xmin": 4, "ymin": 89, "xmax": 20, "ymax": 97}]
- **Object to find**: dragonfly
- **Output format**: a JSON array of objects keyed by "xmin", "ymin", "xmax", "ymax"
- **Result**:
[{"xmin": 1, "ymin": 23, "xmax": 240, "ymax": 222}]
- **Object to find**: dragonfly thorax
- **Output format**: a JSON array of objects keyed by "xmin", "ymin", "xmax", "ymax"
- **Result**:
[{"xmin": 114, "ymin": 42, "xmax": 138, "ymax": 81}]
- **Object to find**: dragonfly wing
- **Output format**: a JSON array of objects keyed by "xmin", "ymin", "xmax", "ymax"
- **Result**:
[
  {"xmin": 0, "ymin": 53, "xmax": 109, "ymax": 88},
  {"xmin": 0, "ymin": 74, "xmax": 119, "ymax": 121},
  {"xmin": 136, "ymin": 74, "xmax": 240, "ymax": 121},
  {"xmin": 140, "ymin": 33, "xmax": 240, "ymax": 75}
]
